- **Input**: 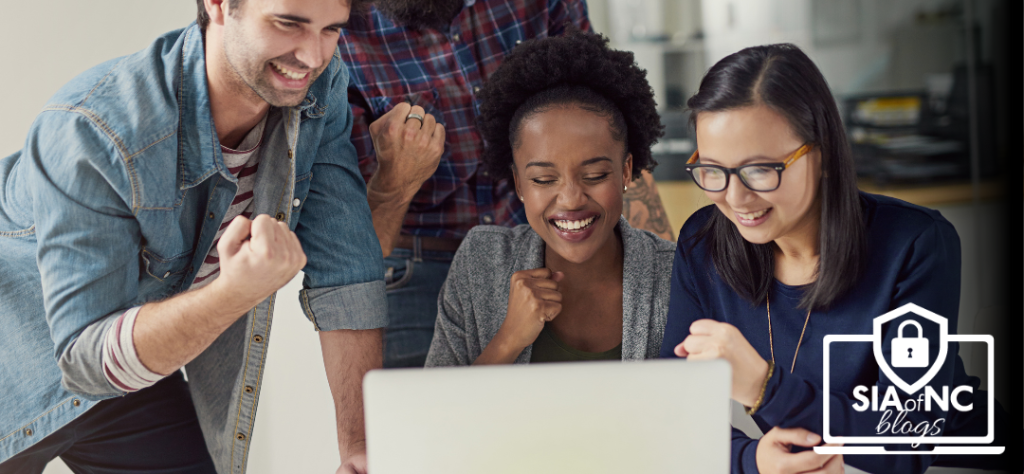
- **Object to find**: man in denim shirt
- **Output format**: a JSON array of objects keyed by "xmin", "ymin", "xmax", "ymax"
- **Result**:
[{"xmin": 0, "ymin": 0, "xmax": 439, "ymax": 472}]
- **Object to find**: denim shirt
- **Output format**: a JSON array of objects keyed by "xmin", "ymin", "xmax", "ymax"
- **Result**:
[{"xmin": 0, "ymin": 23, "xmax": 386, "ymax": 473}]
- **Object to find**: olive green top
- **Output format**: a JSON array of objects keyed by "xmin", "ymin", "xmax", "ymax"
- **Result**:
[{"xmin": 529, "ymin": 325, "xmax": 622, "ymax": 363}]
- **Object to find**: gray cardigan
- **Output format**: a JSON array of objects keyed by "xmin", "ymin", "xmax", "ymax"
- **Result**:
[{"xmin": 425, "ymin": 216, "xmax": 676, "ymax": 366}]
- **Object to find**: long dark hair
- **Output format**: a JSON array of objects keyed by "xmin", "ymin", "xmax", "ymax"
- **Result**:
[{"xmin": 687, "ymin": 43, "xmax": 864, "ymax": 311}]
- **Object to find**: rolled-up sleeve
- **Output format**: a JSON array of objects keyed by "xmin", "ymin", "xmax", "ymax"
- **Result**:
[
  {"xmin": 57, "ymin": 310, "xmax": 123, "ymax": 397},
  {"xmin": 295, "ymin": 57, "xmax": 388, "ymax": 332},
  {"xmin": 27, "ymin": 111, "xmax": 140, "ymax": 399},
  {"xmin": 300, "ymin": 281, "xmax": 387, "ymax": 331}
]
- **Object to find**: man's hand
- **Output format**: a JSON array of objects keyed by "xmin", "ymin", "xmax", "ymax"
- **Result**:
[
  {"xmin": 367, "ymin": 102, "xmax": 445, "ymax": 201},
  {"xmin": 475, "ymin": 268, "xmax": 564, "ymax": 365},
  {"xmin": 756, "ymin": 427, "xmax": 844, "ymax": 474},
  {"xmin": 212, "ymin": 214, "xmax": 307, "ymax": 316},
  {"xmin": 134, "ymin": 213, "xmax": 307, "ymax": 375},
  {"xmin": 365, "ymin": 102, "xmax": 445, "ymax": 256},
  {"xmin": 336, "ymin": 452, "xmax": 368, "ymax": 474},
  {"xmin": 674, "ymin": 319, "xmax": 770, "ymax": 407}
]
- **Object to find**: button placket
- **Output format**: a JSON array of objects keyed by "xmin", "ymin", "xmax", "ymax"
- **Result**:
[{"xmin": 235, "ymin": 300, "xmax": 273, "ymax": 469}]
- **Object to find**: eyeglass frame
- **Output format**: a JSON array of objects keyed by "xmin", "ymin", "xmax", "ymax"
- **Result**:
[{"xmin": 683, "ymin": 143, "xmax": 815, "ymax": 192}]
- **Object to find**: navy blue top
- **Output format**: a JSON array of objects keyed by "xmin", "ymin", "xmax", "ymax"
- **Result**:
[{"xmin": 661, "ymin": 192, "xmax": 982, "ymax": 474}]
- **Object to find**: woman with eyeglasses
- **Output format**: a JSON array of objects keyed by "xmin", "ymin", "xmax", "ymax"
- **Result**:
[
  {"xmin": 424, "ymin": 29, "xmax": 673, "ymax": 367},
  {"xmin": 660, "ymin": 44, "xmax": 1009, "ymax": 474}
]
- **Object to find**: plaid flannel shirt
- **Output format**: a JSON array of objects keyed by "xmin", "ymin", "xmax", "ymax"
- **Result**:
[{"xmin": 338, "ymin": 0, "xmax": 591, "ymax": 239}]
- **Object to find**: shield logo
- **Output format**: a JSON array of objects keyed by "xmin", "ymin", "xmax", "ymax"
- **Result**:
[{"xmin": 872, "ymin": 303, "xmax": 948, "ymax": 395}]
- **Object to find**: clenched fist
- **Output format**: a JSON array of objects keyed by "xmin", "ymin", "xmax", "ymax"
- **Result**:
[
  {"xmin": 367, "ymin": 101, "xmax": 445, "ymax": 201},
  {"xmin": 496, "ymin": 268, "xmax": 565, "ymax": 353},
  {"xmin": 211, "ymin": 214, "xmax": 307, "ymax": 314}
]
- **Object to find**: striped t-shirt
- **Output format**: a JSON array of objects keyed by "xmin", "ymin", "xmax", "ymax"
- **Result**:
[
  {"xmin": 101, "ymin": 115, "xmax": 266, "ymax": 392},
  {"xmin": 190, "ymin": 115, "xmax": 267, "ymax": 289}
]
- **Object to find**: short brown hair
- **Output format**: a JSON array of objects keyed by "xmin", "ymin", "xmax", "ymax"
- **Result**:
[
  {"xmin": 197, "ymin": 0, "xmax": 371, "ymax": 30},
  {"xmin": 196, "ymin": 0, "xmax": 243, "ymax": 30}
]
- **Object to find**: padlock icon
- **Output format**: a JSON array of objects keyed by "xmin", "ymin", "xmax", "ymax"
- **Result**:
[{"xmin": 891, "ymin": 320, "xmax": 929, "ymax": 368}]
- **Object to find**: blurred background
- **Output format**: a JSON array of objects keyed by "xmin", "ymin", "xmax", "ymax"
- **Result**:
[{"xmin": 0, "ymin": 1, "xmax": 1013, "ymax": 473}]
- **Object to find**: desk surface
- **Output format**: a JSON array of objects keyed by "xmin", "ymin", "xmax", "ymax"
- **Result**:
[{"xmin": 655, "ymin": 180, "xmax": 1004, "ymax": 241}]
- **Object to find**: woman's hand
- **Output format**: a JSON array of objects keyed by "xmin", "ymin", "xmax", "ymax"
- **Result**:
[
  {"xmin": 674, "ymin": 319, "xmax": 770, "ymax": 407},
  {"xmin": 756, "ymin": 427, "xmax": 844, "ymax": 474},
  {"xmin": 474, "ymin": 268, "xmax": 564, "ymax": 365}
]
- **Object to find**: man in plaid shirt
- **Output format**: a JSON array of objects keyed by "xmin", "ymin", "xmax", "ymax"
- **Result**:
[{"xmin": 339, "ymin": 0, "xmax": 674, "ymax": 368}]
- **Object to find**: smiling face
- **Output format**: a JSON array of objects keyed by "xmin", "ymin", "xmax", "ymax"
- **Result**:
[
  {"xmin": 694, "ymin": 104, "xmax": 821, "ymax": 246},
  {"xmin": 218, "ymin": 0, "xmax": 349, "ymax": 107},
  {"xmin": 512, "ymin": 105, "xmax": 632, "ymax": 264}
]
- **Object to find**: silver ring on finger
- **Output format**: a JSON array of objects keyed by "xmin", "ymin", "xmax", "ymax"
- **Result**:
[{"xmin": 405, "ymin": 113, "xmax": 425, "ymax": 126}]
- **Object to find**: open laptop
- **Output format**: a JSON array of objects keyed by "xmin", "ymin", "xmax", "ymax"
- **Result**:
[{"xmin": 364, "ymin": 359, "xmax": 731, "ymax": 474}]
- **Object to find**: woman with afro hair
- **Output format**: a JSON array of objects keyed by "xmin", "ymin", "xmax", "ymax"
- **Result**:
[{"xmin": 424, "ymin": 28, "xmax": 674, "ymax": 366}]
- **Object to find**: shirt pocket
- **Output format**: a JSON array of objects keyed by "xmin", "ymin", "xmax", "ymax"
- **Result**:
[{"xmin": 138, "ymin": 248, "xmax": 192, "ymax": 300}]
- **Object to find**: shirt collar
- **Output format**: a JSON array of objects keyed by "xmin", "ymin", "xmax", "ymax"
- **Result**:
[
  {"xmin": 176, "ymin": 23, "xmax": 221, "ymax": 189},
  {"xmin": 175, "ymin": 22, "xmax": 319, "ymax": 190}
]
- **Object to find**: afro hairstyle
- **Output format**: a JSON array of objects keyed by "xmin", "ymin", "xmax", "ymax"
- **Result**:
[{"xmin": 476, "ymin": 27, "xmax": 664, "ymax": 183}]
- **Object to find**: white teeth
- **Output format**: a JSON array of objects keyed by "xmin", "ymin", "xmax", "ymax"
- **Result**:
[
  {"xmin": 738, "ymin": 209, "xmax": 769, "ymax": 220},
  {"xmin": 553, "ymin": 216, "xmax": 596, "ymax": 231},
  {"xmin": 272, "ymin": 62, "xmax": 306, "ymax": 80}
]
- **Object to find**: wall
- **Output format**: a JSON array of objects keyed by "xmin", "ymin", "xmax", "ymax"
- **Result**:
[{"xmin": 0, "ymin": 2, "xmax": 196, "ymax": 153}]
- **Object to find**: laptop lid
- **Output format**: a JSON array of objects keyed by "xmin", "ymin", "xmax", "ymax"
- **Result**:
[{"xmin": 364, "ymin": 359, "xmax": 731, "ymax": 474}]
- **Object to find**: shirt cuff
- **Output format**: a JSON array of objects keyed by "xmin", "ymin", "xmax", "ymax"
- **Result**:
[
  {"xmin": 737, "ymin": 437, "xmax": 760, "ymax": 474},
  {"xmin": 102, "ymin": 306, "xmax": 164, "ymax": 392},
  {"xmin": 300, "ymin": 280, "xmax": 388, "ymax": 331},
  {"xmin": 753, "ymin": 364, "xmax": 817, "ymax": 429},
  {"xmin": 751, "ymin": 361, "xmax": 786, "ymax": 423}
]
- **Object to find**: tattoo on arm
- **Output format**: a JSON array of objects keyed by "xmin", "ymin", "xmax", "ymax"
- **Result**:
[{"xmin": 623, "ymin": 170, "xmax": 675, "ymax": 241}]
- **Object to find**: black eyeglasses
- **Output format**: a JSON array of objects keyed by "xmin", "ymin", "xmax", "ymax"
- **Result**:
[{"xmin": 684, "ymin": 143, "xmax": 814, "ymax": 192}]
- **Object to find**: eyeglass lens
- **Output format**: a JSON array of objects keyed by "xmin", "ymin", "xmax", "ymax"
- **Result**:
[{"xmin": 692, "ymin": 165, "xmax": 780, "ymax": 192}]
